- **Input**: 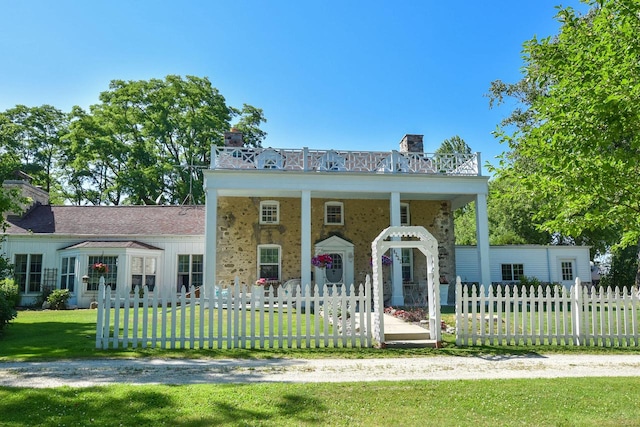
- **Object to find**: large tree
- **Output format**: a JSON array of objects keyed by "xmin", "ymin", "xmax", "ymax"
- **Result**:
[
  {"xmin": 64, "ymin": 75, "xmax": 266, "ymax": 205},
  {"xmin": 0, "ymin": 105, "xmax": 68, "ymax": 198},
  {"xmin": 488, "ymin": 0, "xmax": 640, "ymax": 281}
]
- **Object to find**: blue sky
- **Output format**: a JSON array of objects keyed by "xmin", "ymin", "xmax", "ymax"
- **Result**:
[{"xmin": 0, "ymin": 1, "xmax": 589, "ymax": 174}]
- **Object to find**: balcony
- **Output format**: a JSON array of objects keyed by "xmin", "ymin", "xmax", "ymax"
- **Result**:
[{"xmin": 211, "ymin": 147, "xmax": 480, "ymax": 176}]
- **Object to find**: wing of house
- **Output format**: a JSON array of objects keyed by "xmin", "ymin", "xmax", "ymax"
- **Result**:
[
  {"xmin": 455, "ymin": 245, "xmax": 592, "ymax": 289},
  {"xmin": 1, "ymin": 182, "xmax": 204, "ymax": 308}
]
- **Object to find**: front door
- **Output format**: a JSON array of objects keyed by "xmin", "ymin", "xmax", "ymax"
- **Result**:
[
  {"xmin": 325, "ymin": 252, "xmax": 344, "ymax": 289},
  {"xmin": 315, "ymin": 236, "xmax": 354, "ymax": 295}
]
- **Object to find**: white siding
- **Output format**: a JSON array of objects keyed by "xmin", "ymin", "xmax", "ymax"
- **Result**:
[
  {"xmin": 455, "ymin": 245, "xmax": 591, "ymax": 286},
  {"xmin": 1, "ymin": 235, "xmax": 204, "ymax": 308}
]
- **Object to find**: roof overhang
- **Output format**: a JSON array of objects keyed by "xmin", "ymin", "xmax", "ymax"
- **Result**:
[{"xmin": 204, "ymin": 169, "xmax": 488, "ymax": 210}]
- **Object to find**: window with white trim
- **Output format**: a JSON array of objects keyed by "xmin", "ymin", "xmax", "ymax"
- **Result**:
[
  {"xmin": 177, "ymin": 254, "xmax": 203, "ymax": 292},
  {"xmin": 324, "ymin": 202, "xmax": 344, "ymax": 225},
  {"xmin": 14, "ymin": 254, "xmax": 43, "ymax": 293},
  {"xmin": 401, "ymin": 248, "xmax": 413, "ymax": 282},
  {"xmin": 258, "ymin": 245, "xmax": 281, "ymax": 280},
  {"xmin": 260, "ymin": 200, "xmax": 280, "ymax": 224},
  {"xmin": 561, "ymin": 261, "xmax": 574, "ymax": 281},
  {"xmin": 60, "ymin": 257, "xmax": 76, "ymax": 292},
  {"xmin": 501, "ymin": 263, "xmax": 524, "ymax": 281},
  {"xmin": 131, "ymin": 256, "xmax": 157, "ymax": 292},
  {"xmin": 88, "ymin": 256, "xmax": 118, "ymax": 291},
  {"xmin": 400, "ymin": 203, "xmax": 410, "ymax": 225}
]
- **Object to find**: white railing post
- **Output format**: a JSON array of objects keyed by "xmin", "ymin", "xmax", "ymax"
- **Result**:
[
  {"xmin": 210, "ymin": 145, "xmax": 217, "ymax": 169},
  {"xmin": 303, "ymin": 147, "xmax": 309, "ymax": 171}
]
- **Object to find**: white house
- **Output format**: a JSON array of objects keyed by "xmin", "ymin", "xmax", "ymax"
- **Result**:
[
  {"xmin": 1, "ymin": 180, "xmax": 204, "ymax": 308},
  {"xmin": 2, "ymin": 132, "xmax": 597, "ymax": 310},
  {"xmin": 455, "ymin": 245, "xmax": 592, "ymax": 289}
]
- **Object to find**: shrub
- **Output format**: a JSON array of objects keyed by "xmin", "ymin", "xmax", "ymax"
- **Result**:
[
  {"xmin": 46, "ymin": 289, "xmax": 71, "ymax": 310},
  {"xmin": 0, "ymin": 279, "xmax": 20, "ymax": 308},
  {"xmin": 35, "ymin": 284, "xmax": 54, "ymax": 308},
  {"xmin": 0, "ymin": 285, "xmax": 18, "ymax": 335}
]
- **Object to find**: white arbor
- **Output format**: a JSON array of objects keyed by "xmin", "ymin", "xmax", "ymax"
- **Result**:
[{"xmin": 372, "ymin": 226, "xmax": 441, "ymax": 344}]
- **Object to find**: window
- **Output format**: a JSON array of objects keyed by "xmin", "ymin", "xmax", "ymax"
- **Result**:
[
  {"xmin": 561, "ymin": 261, "xmax": 574, "ymax": 281},
  {"xmin": 60, "ymin": 257, "xmax": 76, "ymax": 292},
  {"xmin": 88, "ymin": 256, "xmax": 118, "ymax": 291},
  {"xmin": 14, "ymin": 254, "xmax": 43, "ymax": 293},
  {"xmin": 400, "ymin": 203, "xmax": 410, "ymax": 225},
  {"xmin": 501, "ymin": 263, "xmax": 524, "ymax": 281},
  {"xmin": 131, "ymin": 256, "xmax": 157, "ymax": 292},
  {"xmin": 177, "ymin": 254, "xmax": 203, "ymax": 292},
  {"xmin": 258, "ymin": 245, "xmax": 280, "ymax": 280},
  {"xmin": 260, "ymin": 200, "xmax": 280, "ymax": 224},
  {"xmin": 325, "ymin": 202, "xmax": 344, "ymax": 225},
  {"xmin": 401, "ymin": 249, "xmax": 413, "ymax": 282}
]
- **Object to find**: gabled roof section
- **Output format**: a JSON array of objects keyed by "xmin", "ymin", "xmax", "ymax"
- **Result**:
[
  {"xmin": 60, "ymin": 241, "xmax": 163, "ymax": 250},
  {"xmin": 5, "ymin": 205, "xmax": 205, "ymax": 236}
]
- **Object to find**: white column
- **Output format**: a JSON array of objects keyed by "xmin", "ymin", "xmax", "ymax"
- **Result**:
[
  {"xmin": 204, "ymin": 188, "xmax": 218, "ymax": 297},
  {"xmin": 389, "ymin": 192, "xmax": 404, "ymax": 306},
  {"xmin": 301, "ymin": 191, "xmax": 312, "ymax": 291},
  {"xmin": 475, "ymin": 193, "xmax": 491, "ymax": 287}
]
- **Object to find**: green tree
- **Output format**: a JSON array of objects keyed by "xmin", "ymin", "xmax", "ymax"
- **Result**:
[
  {"xmin": 454, "ymin": 176, "xmax": 553, "ymax": 246},
  {"xmin": 64, "ymin": 75, "xmax": 266, "ymax": 205},
  {"xmin": 600, "ymin": 245, "xmax": 638, "ymax": 290},
  {"xmin": 0, "ymin": 105, "xmax": 68, "ymax": 199},
  {"xmin": 434, "ymin": 135, "xmax": 473, "ymax": 171},
  {"xmin": 488, "ymin": 1, "xmax": 640, "ymax": 278}
]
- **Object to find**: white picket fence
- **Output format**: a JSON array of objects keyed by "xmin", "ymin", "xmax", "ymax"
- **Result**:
[
  {"xmin": 96, "ymin": 277, "xmax": 372, "ymax": 350},
  {"xmin": 455, "ymin": 277, "xmax": 640, "ymax": 347}
]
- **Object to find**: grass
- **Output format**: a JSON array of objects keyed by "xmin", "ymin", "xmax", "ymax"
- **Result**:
[
  {"xmin": 2, "ymin": 378, "xmax": 640, "ymax": 426},
  {"xmin": 3, "ymin": 308, "xmax": 640, "ymax": 426}
]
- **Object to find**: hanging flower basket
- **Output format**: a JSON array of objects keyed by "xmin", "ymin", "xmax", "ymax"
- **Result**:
[
  {"xmin": 311, "ymin": 254, "xmax": 333, "ymax": 269},
  {"xmin": 370, "ymin": 255, "xmax": 393, "ymax": 267},
  {"xmin": 92, "ymin": 262, "xmax": 108, "ymax": 274}
]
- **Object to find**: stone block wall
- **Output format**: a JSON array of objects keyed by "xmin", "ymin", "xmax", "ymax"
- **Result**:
[{"xmin": 215, "ymin": 197, "xmax": 455, "ymax": 286}]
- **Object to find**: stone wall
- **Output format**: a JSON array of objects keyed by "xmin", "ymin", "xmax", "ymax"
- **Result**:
[{"xmin": 215, "ymin": 197, "xmax": 455, "ymax": 286}]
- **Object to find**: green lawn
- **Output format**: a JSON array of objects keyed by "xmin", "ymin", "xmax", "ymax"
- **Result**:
[
  {"xmin": 2, "ymin": 309, "xmax": 640, "ymax": 426},
  {"xmin": 2, "ymin": 378, "xmax": 640, "ymax": 426}
]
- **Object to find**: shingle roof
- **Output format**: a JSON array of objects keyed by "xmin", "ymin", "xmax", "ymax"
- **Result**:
[
  {"xmin": 5, "ymin": 205, "xmax": 205, "ymax": 236},
  {"xmin": 61, "ymin": 241, "xmax": 163, "ymax": 250}
]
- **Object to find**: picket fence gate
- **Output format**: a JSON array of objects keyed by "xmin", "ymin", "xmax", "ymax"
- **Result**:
[
  {"xmin": 455, "ymin": 277, "xmax": 640, "ymax": 347},
  {"xmin": 96, "ymin": 277, "xmax": 372, "ymax": 350}
]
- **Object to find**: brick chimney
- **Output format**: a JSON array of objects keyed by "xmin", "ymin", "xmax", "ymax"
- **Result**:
[
  {"xmin": 224, "ymin": 128, "xmax": 244, "ymax": 147},
  {"xmin": 399, "ymin": 134, "xmax": 424, "ymax": 153}
]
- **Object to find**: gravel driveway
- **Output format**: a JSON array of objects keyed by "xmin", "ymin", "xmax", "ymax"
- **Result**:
[{"xmin": 2, "ymin": 354, "xmax": 640, "ymax": 388}]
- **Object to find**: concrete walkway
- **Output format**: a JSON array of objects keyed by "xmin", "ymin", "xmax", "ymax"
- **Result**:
[{"xmin": 383, "ymin": 313, "xmax": 434, "ymax": 346}]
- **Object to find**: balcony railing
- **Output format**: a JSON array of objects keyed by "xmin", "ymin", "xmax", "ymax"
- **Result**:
[{"xmin": 211, "ymin": 146, "xmax": 480, "ymax": 176}]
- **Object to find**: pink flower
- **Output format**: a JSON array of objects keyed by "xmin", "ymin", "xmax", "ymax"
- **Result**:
[
  {"xmin": 311, "ymin": 254, "xmax": 333, "ymax": 268},
  {"xmin": 92, "ymin": 262, "xmax": 108, "ymax": 273}
]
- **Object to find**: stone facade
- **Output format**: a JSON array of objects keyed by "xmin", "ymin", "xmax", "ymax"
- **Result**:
[{"xmin": 215, "ymin": 196, "xmax": 455, "ymax": 286}]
